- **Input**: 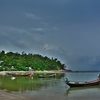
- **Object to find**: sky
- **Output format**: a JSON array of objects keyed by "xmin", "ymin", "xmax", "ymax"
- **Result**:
[{"xmin": 0, "ymin": 0, "xmax": 100, "ymax": 71}]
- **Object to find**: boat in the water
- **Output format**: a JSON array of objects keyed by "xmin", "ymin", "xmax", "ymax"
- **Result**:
[
  {"xmin": 64, "ymin": 78, "xmax": 100, "ymax": 87},
  {"xmin": 11, "ymin": 73, "xmax": 32, "ymax": 77},
  {"xmin": 38, "ymin": 74, "xmax": 56, "ymax": 78}
]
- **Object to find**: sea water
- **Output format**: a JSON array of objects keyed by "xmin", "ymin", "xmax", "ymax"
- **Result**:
[{"xmin": 0, "ymin": 72, "xmax": 100, "ymax": 100}]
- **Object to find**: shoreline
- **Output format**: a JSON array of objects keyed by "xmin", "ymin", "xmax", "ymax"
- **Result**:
[{"xmin": 0, "ymin": 70, "xmax": 66, "ymax": 75}]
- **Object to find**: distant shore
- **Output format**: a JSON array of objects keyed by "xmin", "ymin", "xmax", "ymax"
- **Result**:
[{"xmin": 0, "ymin": 70, "xmax": 66, "ymax": 75}]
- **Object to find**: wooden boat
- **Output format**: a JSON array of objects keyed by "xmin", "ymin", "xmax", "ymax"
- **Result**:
[
  {"xmin": 64, "ymin": 78, "xmax": 100, "ymax": 87},
  {"xmin": 38, "ymin": 74, "xmax": 56, "ymax": 78},
  {"xmin": 11, "ymin": 73, "xmax": 31, "ymax": 77}
]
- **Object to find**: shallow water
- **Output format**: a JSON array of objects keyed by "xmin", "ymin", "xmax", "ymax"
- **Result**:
[{"xmin": 1, "ymin": 72, "xmax": 100, "ymax": 100}]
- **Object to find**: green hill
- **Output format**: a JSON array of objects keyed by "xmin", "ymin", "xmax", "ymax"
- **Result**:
[{"xmin": 0, "ymin": 50, "xmax": 66, "ymax": 71}]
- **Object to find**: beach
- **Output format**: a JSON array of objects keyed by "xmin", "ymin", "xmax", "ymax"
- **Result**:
[
  {"xmin": 0, "ymin": 72, "xmax": 100, "ymax": 100},
  {"xmin": 0, "ymin": 90, "xmax": 26, "ymax": 100},
  {"xmin": 0, "ymin": 70, "xmax": 65, "ymax": 75},
  {"xmin": 1, "ymin": 87, "xmax": 100, "ymax": 100}
]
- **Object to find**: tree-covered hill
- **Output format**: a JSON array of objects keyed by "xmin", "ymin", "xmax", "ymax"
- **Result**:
[{"xmin": 0, "ymin": 50, "xmax": 66, "ymax": 71}]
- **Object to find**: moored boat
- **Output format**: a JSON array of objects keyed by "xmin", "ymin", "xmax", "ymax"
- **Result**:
[
  {"xmin": 38, "ymin": 73, "xmax": 56, "ymax": 78},
  {"xmin": 64, "ymin": 78, "xmax": 100, "ymax": 87},
  {"xmin": 11, "ymin": 73, "xmax": 32, "ymax": 77}
]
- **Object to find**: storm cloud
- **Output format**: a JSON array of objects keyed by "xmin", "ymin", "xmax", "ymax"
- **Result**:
[{"xmin": 0, "ymin": 0, "xmax": 100, "ymax": 70}]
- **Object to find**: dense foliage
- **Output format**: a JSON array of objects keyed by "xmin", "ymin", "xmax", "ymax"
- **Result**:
[{"xmin": 0, "ymin": 50, "xmax": 66, "ymax": 71}]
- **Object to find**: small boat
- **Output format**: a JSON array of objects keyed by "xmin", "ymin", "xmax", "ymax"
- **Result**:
[
  {"xmin": 64, "ymin": 78, "xmax": 100, "ymax": 87},
  {"xmin": 38, "ymin": 74, "xmax": 56, "ymax": 78},
  {"xmin": 11, "ymin": 73, "xmax": 32, "ymax": 77}
]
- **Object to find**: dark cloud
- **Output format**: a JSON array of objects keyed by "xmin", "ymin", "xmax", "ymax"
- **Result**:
[{"xmin": 0, "ymin": 0, "xmax": 100, "ymax": 70}]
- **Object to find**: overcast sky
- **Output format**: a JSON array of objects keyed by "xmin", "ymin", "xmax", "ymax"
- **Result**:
[{"xmin": 0, "ymin": 0, "xmax": 100, "ymax": 71}]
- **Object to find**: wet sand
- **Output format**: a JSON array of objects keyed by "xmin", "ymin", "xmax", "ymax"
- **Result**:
[
  {"xmin": 0, "ymin": 88, "xmax": 100, "ymax": 100},
  {"xmin": 0, "ymin": 90, "xmax": 27, "ymax": 100},
  {"xmin": 1, "ymin": 82, "xmax": 100, "ymax": 100},
  {"xmin": 1, "ymin": 88, "xmax": 100, "ymax": 100}
]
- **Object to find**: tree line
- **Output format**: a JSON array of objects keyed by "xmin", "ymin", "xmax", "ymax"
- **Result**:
[{"xmin": 0, "ymin": 50, "xmax": 66, "ymax": 71}]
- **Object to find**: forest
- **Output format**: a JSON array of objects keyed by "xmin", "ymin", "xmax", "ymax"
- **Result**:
[{"xmin": 0, "ymin": 50, "xmax": 66, "ymax": 71}]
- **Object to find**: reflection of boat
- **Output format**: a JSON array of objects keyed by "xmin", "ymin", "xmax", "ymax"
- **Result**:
[
  {"xmin": 64, "ymin": 78, "xmax": 100, "ymax": 87},
  {"xmin": 11, "ymin": 73, "xmax": 32, "ymax": 77},
  {"xmin": 38, "ymin": 74, "xmax": 56, "ymax": 78},
  {"xmin": 65, "ymin": 84, "xmax": 100, "ymax": 96}
]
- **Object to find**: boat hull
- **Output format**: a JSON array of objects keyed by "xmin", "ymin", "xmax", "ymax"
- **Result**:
[
  {"xmin": 11, "ymin": 73, "xmax": 31, "ymax": 77},
  {"xmin": 66, "ymin": 79, "xmax": 100, "ymax": 87},
  {"xmin": 38, "ymin": 74, "xmax": 56, "ymax": 78}
]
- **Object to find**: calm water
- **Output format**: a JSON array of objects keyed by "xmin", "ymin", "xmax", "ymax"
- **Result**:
[{"xmin": 1, "ymin": 72, "xmax": 100, "ymax": 100}]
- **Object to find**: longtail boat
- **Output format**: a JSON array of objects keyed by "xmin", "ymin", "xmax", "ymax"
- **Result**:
[
  {"xmin": 38, "ymin": 74, "xmax": 56, "ymax": 78},
  {"xmin": 64, "ymin": 78, "xmax": 100, "ymax": 87},
  {"xmin": 11, "ymin": 73, "xmax": 32, "ymax": 77}
]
